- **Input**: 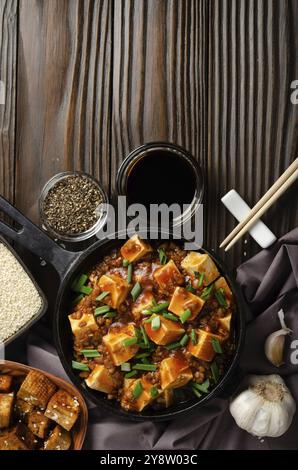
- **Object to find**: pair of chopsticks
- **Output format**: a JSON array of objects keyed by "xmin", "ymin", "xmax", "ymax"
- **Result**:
[{"xmin": 220, "ymin": 158, "xmax": 298, "ymax": 251}]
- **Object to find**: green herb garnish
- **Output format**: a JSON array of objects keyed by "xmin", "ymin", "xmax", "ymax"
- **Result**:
[
  {"xmin": 122, "ymin": 337, "xmax": 138, "ymax": 347},
  {"xmin": 211, "ymin": 361, "xmax": 219, "ymax": 383},
  {"xmin": 131, "ymin": 282, "xmax": 142, "ymax": 302},
  {"xmin": 158, "ymin": 248, "xmax": 167, "ymax": 265},
  {"xmin": 127, "ymin": 263, "xmax": 133, "ymax": 284},
  {"xmin": 125, "ymin": 370, "xmax": 137, "ymax": 379},
  {"xmin": 72, "ymin": 361, "xmax": 89, "ymax": 371},
  {"xmin": 132, "ymin": 363, "xmax": 157, "ymax": 371},
  {"xmin": 121, "ymin": 362, "xmax": 131, "ymax": 372},
  {"xmin": 200, "ymin": 284, "xmax": 213, "ymax": 300},
  {"xmin": 192, "ymin": 379, "xmax": 210, "ymax": 393},
  {"xmin": 135, "ymin": 352, "xmax": 151, "ymax": 359},
  {"xmin": 95, "ymin": 305, "xmax": 111, "ymax": 316},
  {"xmin": 123, "ymin": 259, "xmax": 129, "ymax": 267},
  {"xmin": 165, "ymin": 341, "xmax": 181, "ymax": 350},
  {"xmin": 150, "ymin": 386, "xmax": 159, "ymax": 398},
  {"xmin": 211, "ymin": 337, "xmax": 223, "ymax": 353},
  {"xmin": 77, "ymin": 285, "xmax": 93, "ymax": 295},
  {"xmin": 103, "ymin": 311, "xmax": 117, "ymax": 318},
  {"xmin": 198, "ymin": 273, "xmax": 205, "ymax": 287},
  {"xmin": 179, "ymin": 334, "xmax": 189, "ymax": 347},
  {"xmin": 96, "ymin": 291, "xmax": 109, "ymax": 301},
  {"xmin": 141, "ymin": 309, "xmax": 152, "ymax": 315},
  {"xmin": 143, "ymin": 315, "xmax": 154, "ymax": 323},
  {"xmin": 190, "ymin": 329, "xmax": 197, "ymax": 345},
  {"xmin": 140, "ymin": 326, "xmax": 150, "ymax": 347},
  {"xmin": 133, "ymin": 381, "xmax": 143, "ymax": 398},
  {"xmin": 162, "ymin": 312, "xmax": 178, "ymax": 322},
  {"xmin": 151, "ymin": 301, "xmax": 170, "ymax": 313},
  {"xmin": 180, "ymin": 309, "xmax": 192, "ymax": 324},
  {"xmin": 192, "ymin": 387, "xmax": 202, "ymax": 399},
  {"xmin": 215, "ymin": 288, "xmax": 227, "ymax": 307},
  {"xmin": 186, "ymin": 284, "xmax": 196, "ymax": 293},
  {"xmin": 80, "ymin": 349, "xmax": 100, "ymax": 358},
  {"xmin": 151, "ymin": 316, "xmax": 161, "ymax": 331}
]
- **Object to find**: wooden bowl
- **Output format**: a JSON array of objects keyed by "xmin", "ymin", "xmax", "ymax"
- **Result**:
[{"xmin": 0, "ymin": 360, "xmax": 88, "ymax": 450}]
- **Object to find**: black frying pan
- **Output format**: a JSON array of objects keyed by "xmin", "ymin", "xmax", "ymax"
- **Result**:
[{"xmin": 0, "ymin": 195, "xmax": 247, "ymax": 421}]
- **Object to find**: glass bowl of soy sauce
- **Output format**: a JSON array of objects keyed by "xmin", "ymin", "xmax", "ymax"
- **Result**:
[{"xmin": 116, "ymin": 142, "xmax": 204, "ymax": 229}]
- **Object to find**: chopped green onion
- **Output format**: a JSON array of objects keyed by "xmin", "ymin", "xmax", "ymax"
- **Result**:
[
  {"xmin": 151, "ymin": 316, "xmax": 161, "ymax": 331},
  {"xmin": 141, "ymin": 309, "xmax": 152, "ymax": 315},
  {"xmin": 103, "ymin": 311, "xmax": 117, "ymax": 318},
  {"xmin": 71, "ymin": 274, "xmax": 88, "ymax": 291},
  {"xmin": 158, "ymin": 248, "xmax": 167, "ymax": 265},
  {"xmin": 186, "ymin": 284, "xmax": 196, "ymax": 293},
  {"xmin": 123, "ymin": 259, "xmax": 129, "ymax": 267},
  {"xmin": 121, "ymin": 362, "xmax": 131, "ymax": 372},
  {"xmin": 76, "ymin": 285, "xmax": 93, "ymax": 295},
  {"xmin": 71, "ymin": 294, "xmax": 84, "ymax": 307},
  {"xmin": 192, "ymin": 379, "xmax": 210, "ymax": 393},
  {"xmin": 180, "ymin": 309, "xmax": 192, "ymax": 324},
  {"xmin": 162, "ymin": 312, "xmax": 178, "ymax": 322},
  {"xmin": 211, "ymin": 337, "xmax": 223, "ymax": 353},
  {"xmin": 179, "ymin": 334, "xmax": 189, "ymax": 347},
  {"xmin": 211, "ymin": 361, "xmax": 219, "ymax": 383},
  {"xmin": 150, "ymin": 386, "xmax": 159, "ymax": 398},
  {"xmin": 200, "ymin": 284, "xmax": 213, "ymax": 300},
  {"xmin": 165, "ymin": 341, "xmax": 181, "ymax": 350},
  {"xmin": 80, "ymin": 349, "xmax": 100, "ymax": 358},
  {"xmin": 95, "ymin": 305, "xmax": 111, "ymax": 316},
  {"xmin": 125, "ymin": 370, "xmax": 137, "ymax": 379},
  {"xmin": 72, "ymin": 361, "xmax": 89, "ymax": 372},
  {"xmin": 132, "ymin": 363, "xmax": 157, "ymax": 371},
  {"xmin": 127, "ymin": 263, "xmax": 133, "ymax": 283},
  {"xmin": 151, "ymin": 301, "xmax": 170, "ymax": 313},
  {"xmin": 190, "ymin": 329, "xmax": 197, "ymax": 345},
  {"xmin": 198, "ymin": 273, "xmax": 205, "ymax": 287},
  {"xmin": 133, "ymin": 381, "xmax": 143, "ymax": 398},
  {"xmin": 152, "ymin": 298, "xmax": 158, "ymax": 307},
  {"xmin": 143, "ymin": 315, "xmax": 154, "ymax": 323},
  {"xmin": 215, "ymin": 289, "xmax": 227, "ymax": 307},
  {"xmin": 122, "ymin": 337, "xmax": 138, "ymax": 347},
  {"xmin": 135, "ymin": 352, "xmax": 151, "ymax": 359},
  {"xmin": 141, "ymin": 357, "xmax": 150, "ymax": 364},
  {"xmin": 192, "ymin": 387, "xmax": 202, "ymax": 399},
  {"xmin": 131, "ymin": 282, "xmax": 142, "ymax": 302},
  {"xmin": 140, "ymin": 326, "xmax": 150, "ymax": 347},
  {"xmin": 96, "ymin": 291, "xmax": 109, "ymax": 301}
]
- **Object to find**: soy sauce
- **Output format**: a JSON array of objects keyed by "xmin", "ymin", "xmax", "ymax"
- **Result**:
[{"xmin": 126, "ymin": 150, "xmax": 197, "ymax": 208}]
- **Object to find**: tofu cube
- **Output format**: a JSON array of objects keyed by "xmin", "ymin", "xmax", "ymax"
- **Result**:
[
  {"xmin": 0, "ymin": 423, "xmax": 35, "ymax": 450},
  {"xmin": 98, "ymin": 273, "xmax": 130, "ymax": 309},
  {"xmin": 154, "ymin": 260, "xmax": 184, "ymax": 293},
  {"xmin": 131, "ymin": 290, "xmax": 154, "ymax": 320},
  {"xmin": 85, "ymin": 365, "xmax": 116, "ymax": 394},
  {"xmin": 68, "ymin": 312, "xmax": 99, "ymax": 339},
  {"xmin": 0, "ymin": 393, "xmax": 14, "ymax": 429},
  {"xmin": 218, "ymin": 312, "xmax": 232, "ymax": 336},
  {"xmin": 17, "ymin": 370, "xmax": 57, "ymax": 410},
  {"xmin": 181, "ymin": 252, "xmax": 220, "ymax": 285},
  {"xmin": 121, "ymin": 377, "xmax": 157, "ymax": 412},
  {"xmin": 168, "ymin": 287, "xmax": 205, "ymax": 321},
  {"xmin": 28, "ymin": 410, "xmax": 51, "ymax": 439},
  {"xmin": 214, "ymin": 276, "xmax": 233, "ymax": 305},
  {"xmin": 103, "ymin": 323, "xmax": 139, "ymax": 366},
  {"xmin": 187, "ymin": 329, "xmax": 223, "ymax": 362},
  {"xmin": 120, "ymin": 235, "xmax": 153, "ymax": 263},
  {"xmin": 44, "ymin": 425, "xmax": 71, "ymax": 451},
  {"xmin": 160, "ymin": 355, "xmax": 193, "ymax": 390},
  {"xmin": 15, "ymin": 397, "xmax": 35, "ymax": 422},
  {"xmin": 0, "ymin": 375, "xmax": 13, "ymax": 393},
  {"xmin": 143, "ymin": 314, "xmax": 185, "ymax": 345},
  {"xmin": 45, "ymin": 389, "xmax": 80, "ymax": 431}
]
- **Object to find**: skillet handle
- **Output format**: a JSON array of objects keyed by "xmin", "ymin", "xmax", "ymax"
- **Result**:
[{"xmin": 0, "ymin": 195, "xmax": 79, "ymax": 278}]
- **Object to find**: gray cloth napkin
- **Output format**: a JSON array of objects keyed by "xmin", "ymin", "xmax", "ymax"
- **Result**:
[{"xmin": 25, "ymin": 229, "xmax": 298, "ymax": 450}]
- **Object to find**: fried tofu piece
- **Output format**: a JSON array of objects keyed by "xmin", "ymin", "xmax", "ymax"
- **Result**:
[
  {"xmin": 0, "ymin": 393, "xmax": 14, "ymax": 429},
  {"xmin": 85, "ymin": 365, "xmax": 116, "ymax": 394},
  {"xmin": 218, "ymin": 312, "xmax": 232, "ymax": 336},
  {"xmin": 44, "ymin": 425, "xmax": 71, "ymax": 451},
  {"xmin": 0, "ymin": 375, "xmax": 13, "ymax": 393},
  {"xmin": 17, "ymin": 370, "xmax": 56, "ymax": 410},
  {"xmin": 160, "ymin": 355, "xmax": 193, "ymax": 390},
  {"xmin": 168, "ymin": 287, "xmax": 205, "ymax": 321},
  {"xmin": 187, "ymin": 329, "xmax": 223, "ymax": 362},
  {"xmin": 102, "ymin": 323, "xmax": 139, "ymax": 366},
  {"xmin": 120, "ymin": 235, "xmax": 153, "ymax": 263},
  {"xmin": 154, "ymin": 260, "xmax": 184, "ymax": 293},
  {"xmin": 98, "ymin": 273, "xmax": 130, "ymax": 309},
  {"xmin": 181, "ymin": 252, "xmax": 220, "ymax": 285},
  {"xmin": 131, "ymin": 290, "xmax": 154, "ymax": 320},
  {"xmin": 0, "ymin": 423, "xmax": 35, "ymax": 450},
  {"xmin": 15, "ymin": 397, "xmax": 35, "ymax": 422},
  {"xmin": 45, "ymin": 389, "xmax": 80, "ymax": 432},
  {"xmin": 143, "ymin": 314, "xmax": 185, "ymax": 345},
  {"xmin": 121, "ymin": 377, "xmax": 157, "ymax": 412},
  {"xmin": 68, "ymin": 312, "xmax": 99, "ymax": 341},
  {"xmin": 214, "ymin": 276, "xmax": 233, "ymax": 305},
  {"xmin": 28, "ymin": 410, "xmax": 51, "ymax": 439}
]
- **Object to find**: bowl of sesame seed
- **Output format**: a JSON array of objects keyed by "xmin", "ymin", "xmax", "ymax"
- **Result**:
[{"xmin": 39, "ymin": 171, "xmax": 108, "ymax": 243}]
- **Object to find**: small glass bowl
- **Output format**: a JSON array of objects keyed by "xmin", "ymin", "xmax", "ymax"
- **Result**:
[{"xmin": 39, "ymin": 171, "xmax": 109, "ymax": 243}]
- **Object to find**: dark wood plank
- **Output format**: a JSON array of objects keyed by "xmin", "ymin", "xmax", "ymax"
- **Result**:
[
  {"xmin": 0, "ymin": 0, "xmax": 17, "ymax": 203},
  {"xmin": 15, "ymin": 0, "xmax": 112, "ymax": 222},
  {"xmin": 208, "ymin": 0, "xmax": 298, "ymax": 268},
  {"xmin": 111, "ymin": 0, "xmax": 207, "ymax": 193}
]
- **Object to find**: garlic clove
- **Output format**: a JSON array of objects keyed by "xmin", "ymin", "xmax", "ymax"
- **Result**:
[{"xmin": 264, "ymin": 329, "xmax": 288, "ymax": 367}]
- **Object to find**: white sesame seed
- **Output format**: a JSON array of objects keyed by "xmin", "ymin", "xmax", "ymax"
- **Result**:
[{"xmin": 0, "ymin": 243, "xmax": 42, "ymax": 342}]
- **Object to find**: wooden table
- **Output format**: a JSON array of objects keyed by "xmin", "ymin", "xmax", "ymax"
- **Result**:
[{"xmin": 1, "ymin": 0, "xmax": 298, "ymax": 270}]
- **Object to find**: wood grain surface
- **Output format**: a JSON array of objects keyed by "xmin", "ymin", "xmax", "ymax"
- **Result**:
[{"xmin": 0, "ymin": 0, "xmax": 298, "ymax": 268}]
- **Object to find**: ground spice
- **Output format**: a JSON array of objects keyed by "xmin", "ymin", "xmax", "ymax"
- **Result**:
[{"xmin": 42, "ymin": 175, "xmax": 103, "ymax": 235}]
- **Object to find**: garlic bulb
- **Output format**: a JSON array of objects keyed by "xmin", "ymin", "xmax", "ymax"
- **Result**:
[
  {"xmin": 230, "ymin": 375, "xmax": 296, "ymax": 437},
  {"xmin": 264, "ymin": 309, "xmax": 292, "ymax": 367}
]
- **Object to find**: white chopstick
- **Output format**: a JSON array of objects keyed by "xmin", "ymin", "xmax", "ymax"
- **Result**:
[{"xmin": 220, "ymin": 158, "xmax": 298, "ymax": 251}]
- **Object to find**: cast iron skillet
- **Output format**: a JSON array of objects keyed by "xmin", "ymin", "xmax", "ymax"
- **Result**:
[{"xmin": 0, "ymin": 195, "xmax": 247, "ymax": 421}]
